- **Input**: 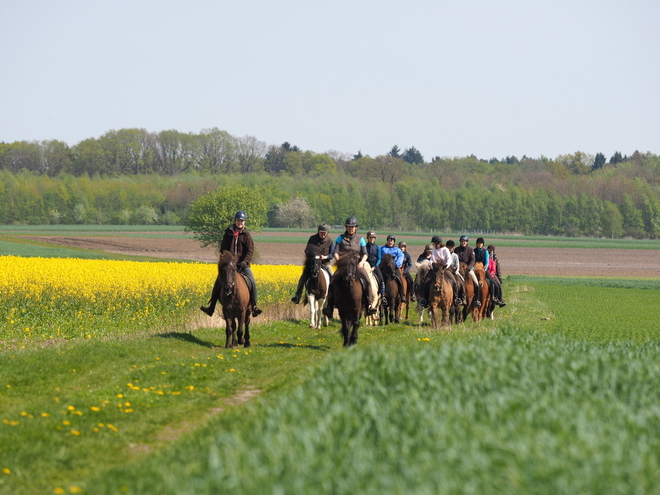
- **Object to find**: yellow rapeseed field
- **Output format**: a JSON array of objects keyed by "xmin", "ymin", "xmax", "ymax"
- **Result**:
[{"xmin": 0, "ymin": 256, "xmax": 299, "ymax": 343}]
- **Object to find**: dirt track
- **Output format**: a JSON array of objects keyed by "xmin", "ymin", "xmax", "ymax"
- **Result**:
[{"xmin": 16, "ymin": 234, "xmax": 660, "ymax": 278}]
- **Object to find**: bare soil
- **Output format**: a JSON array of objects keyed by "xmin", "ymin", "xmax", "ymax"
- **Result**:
[{"xmin": 17, "ymin": 234, "xmax": 660, "ymax": 278}]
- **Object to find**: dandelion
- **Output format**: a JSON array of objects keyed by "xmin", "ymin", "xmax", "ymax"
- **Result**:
[
  {"xmin": 90, "ymin": 406, "xmax": 101, "ymax": 412},
  {"xmin": 41, "ymin": 412, "xmax": 50, "ymax": 417},
  {"xmin": 70, "ymin": 430, "xmax": 81, "ymax": 436},
  {"xmin": 54, "ymin": 488, "xmax": 65, "ymax": 494},
  {"xmin": 2, "ymin": 468, "xmax": 10, "ymax": 475}
]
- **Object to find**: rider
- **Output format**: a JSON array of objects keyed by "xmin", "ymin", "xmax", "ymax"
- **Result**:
[
  {"xmin": 398, "ymin": 241, "xmax": 416, "ymax": 302},
  {"xmin": 446, "ymin": 239, "xmax": 466, "ymax": 305},
  {"xmin": 200, "ymin": 210, "xmax": 262, "ymax": 318},
  {"xmin": 484, "ymin": 242, "xmax": 506, "ymax": 307},
  {"xmin": 428, "ymin": 235, "xmax": 461, "ymax": 306},
  {"xmin": 290, "ymin": 223, "xmax": 334, "ymax": 304},
  {"xmin": 454, "ymin": 234, "xmax": 481, "ymax": 308},
  {"xmin": 365, "ymin": 231, "xmax": 387, "ymax": 306},
  {"xmin": 322, "ymin": 217, "xmax": 378, "ymax": 317},
  {"xmin": 380, "ymin": 235, "xmax": 406, "ymax": 303},
  {"xmin": 473, "ymin": 237, "xmax": 506, "ymax": 308},
  {"xmin": 416, "ymin": 243, "xmax": 434, "ymax": 266}
]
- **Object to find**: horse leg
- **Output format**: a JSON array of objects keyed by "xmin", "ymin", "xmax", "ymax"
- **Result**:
[
  {"xmin": 308, "ymin": 294, "xmax": 317, "ymax": 329},
  {"xmin": 237, "ymin": 315, "xmax": 244, "ymax": 347},
  {"xmin": 349, "ymin": 318, "xmax": 359, "ymax": 346},
  {"xmin": 224, "ymin": 319, "xmax": 233, "ymax": 348},
  {"xmin": 318, "ymin": 297, "xmax": 326, "ymax": 328},
  {"xmin": 243, "ymin": 314, "xmax": 251, "ymax": 347},
  {"xmin": 341, "ymin": 318, "xmax": 350, "ymax": 347},
  {"xmin": 430, "ymin": 305, "xmax": 438, "ymax": 329}
]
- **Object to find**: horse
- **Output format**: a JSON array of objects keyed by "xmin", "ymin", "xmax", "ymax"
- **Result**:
[
  {"xmin": 301, "ymin": 246, "xmax": 330, "ymax": 329},
  {"xmin": 330, "ymin": 250, "xmax": 363, "ymax": 347},
  {"xmin": 471, "ymin": 262, "xmax": 491, "ymax": 322},
  {"xmin": 217, "ymin": 251, "xmax": 252, "ymax": 348},
  {"xmin": 427, "ymin": 263, "xmax": 454, "ymax": 328},
  {"xmin": 414, "ymin": 261, "xmax": 432, "ymax": 324},
  {"xmin": 380, "ymin": 253, "xmax": 401, "ymax": 324}
]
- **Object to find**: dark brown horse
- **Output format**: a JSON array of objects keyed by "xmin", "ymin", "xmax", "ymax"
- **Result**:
[
  {"xmin": 427, "ymin": 263, "xmax": 454, "ymax": 328},
  {"xmin": 398, "ymin": 266, "xmax": 411, "ymax": 321},
  {"xmin": 380, "ymin": 253, "xmax": 401, "ymax": 324},
  {"xmin": 330, "ymin": 250, "xmax": 363, "ymax": 347},
  {"xmin": 301, "ymin": 246, "xmax": 330, "ymax": 329},
  {"xmin": 216, "ymin": 251, "xmax": 252, "ymax": 348}
]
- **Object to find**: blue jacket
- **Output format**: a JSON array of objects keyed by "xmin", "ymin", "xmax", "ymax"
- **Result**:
[
  {"xmin": 365, "ymin": 242, "xmax": 382, "ymax": 267},
  {"xmin": 380, "ymin": 245, "xmax": 404, "ymax": 268}
]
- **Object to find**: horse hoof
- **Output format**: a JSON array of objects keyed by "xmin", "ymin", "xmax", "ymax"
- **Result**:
[{"xmin": 244, "ymin": 341, "xmax": 251, "ymax": 348}]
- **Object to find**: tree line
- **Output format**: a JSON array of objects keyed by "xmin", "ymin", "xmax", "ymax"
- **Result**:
[{"xmin": 1, "ymin": 128, "xmax": 659, "ymax": 238}]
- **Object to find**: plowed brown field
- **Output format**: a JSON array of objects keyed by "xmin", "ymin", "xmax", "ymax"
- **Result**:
[{"xmin": 16, "ymin": 233, "xmax": 660, "ymax": 278}]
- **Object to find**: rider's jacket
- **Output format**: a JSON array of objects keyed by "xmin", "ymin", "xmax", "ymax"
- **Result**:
[
  {"xmin": 454, "ymin": 245, "xmax": 475, "ymax": 270},
  {"xmin": 304, "ymin": 233, "xmax": 333, "ymax": 261},
  {"xmin": 401, "ymin": 251, "xmax": 413, "ymax": 274},
  {"xmin": 474, "ymin": 247, "xmax": 490, "ymax": 269},
  {"xmin": 380, "ymin": 245, "xmax": 404, "ymax": 268},
  {"xmin": 220, "ymin": 225, "xmax": 254, "ymax": 266},
  {"xmin": 334, "ymin": 232, "xmax": 367, "ymax": 258},
  {"xmin": 365, "ymin": 242, "xmax": 381, "ymax": 267}
]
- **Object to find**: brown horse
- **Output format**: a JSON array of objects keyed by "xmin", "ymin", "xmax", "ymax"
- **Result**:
[
  {"xmin": 330, "ymin": 250, "xmax": 363, "ymax": 347},
  {"xmin": 216, "ymin": 251, "xmax": 252, "ymax": 348},
  {"xmin": 427, "ymin": 263, "xmax": 454, "ymax": 328},
  {"xmin": 380, "ymin": 253, "xmax": 401, "ymax": 324},
  {"xmin": 301, "ymin": 246, "xmax": 330, "ymax": 329},
  {"xmin": 414, "ymin": 262, "xmax": 432, "ymax": 324},
  {"xmin": 471, "ymin": 262, "xmax": 491, "ymax": 322}
]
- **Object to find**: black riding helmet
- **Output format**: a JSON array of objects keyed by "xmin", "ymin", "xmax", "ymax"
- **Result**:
[
  {"xmin": 345, "ymin": 217, "xmax": 358, "ymax": 227},
  {"xmin": 460, "ymin": 235, "xmax": 469, "ymax": 242},
  {"xmin": 387, "ymin": 234, "xmax": 396, "ymax": 241},
  {"xmin": 431, "ymin": 235, "xmax": 443, "ymax": 244},
  {"xmin": 318, "ymin": 223, "xmax": 330, "ymax": 233},
  {"xmin": 446, "ymin": 239, "xmax": 455, "ymax": 248},
  {"xmin": 476, "ymin": 237, "xmax": 485, "ymax": 245},
  {"xmin": 234, "ymin": 210, "xmax": 248, "ymax": 220}
]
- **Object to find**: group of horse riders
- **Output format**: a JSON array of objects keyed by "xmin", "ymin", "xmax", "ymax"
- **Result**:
[
  {"xmin": 200, "ymin": 211, "xmax": 505, "ymax": 320},
  {"xmin": 291, "ymin": 217, "xmax": 506, "ymax": 320}
]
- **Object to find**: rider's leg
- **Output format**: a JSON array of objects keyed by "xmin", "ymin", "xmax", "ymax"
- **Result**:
[
  {"xmin": 200, "ymin": 275, "xmax": 221, "ymax": 316},
  {"xmin": 404, "ymin": 272, "xmax": 416, "ymax": 301},
  {"xmin": 373, "ymin": 266, "xmax": 387, "ymax": 306},
  {"xmin": 241, "ymin": 266, "xmax": 262, "ymax": 317},
  {"xmin": 291, "ymin": 265, "xmax": 310, "ymax": 304},
  {"xmin": 469, "ymin": 269, "xmax": 481, "ymax": 307},
  {"xmin": 394, "ymin": 271, "xmax": 406, "ymax": 301}
]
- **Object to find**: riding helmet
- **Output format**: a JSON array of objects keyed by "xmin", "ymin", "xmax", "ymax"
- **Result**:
[
  {"xmin": 345, "ymin": 217, "xmax": 358, "ymax": 227},
  {"xmin": 387, "ymin": 234, "xmax": 396, "ymax": 241},
  {"xmin": 431, "ymin": 235, "xmax": 443, "ymax": 244},
  {"xmin": 487, "ymin": 244, "xmax": 495, "ymax": 251},
  {"xmin": 476, "ymin": 237, "xmax": 485, "ymax": 245},
  {"xmin": 459, "ymin": 235, "xmax": 469, "ymax": 242},
  {"xmin": 398, "ymin": 241, "xmax": 406, "ymax": 248},
  {"xmin": 446, "ymin": 240, "xmax": 455, "ymax": 248},
  {"xmin": 234, "ymin": 210, "xmax": 248, "ymax": 220},
  {"xmin": 366, "ymin": 231, "xmax": 376, "ymax": 238},
  {"xmin": 318, "ymin": 223, "xmax": 330, "ymax": 232},
  {"xmin": 426, "ymin": 243, "xmax": 434, "ymax": 252}
]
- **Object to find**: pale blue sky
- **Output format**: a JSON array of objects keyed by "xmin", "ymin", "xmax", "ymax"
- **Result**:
[{"xmin": 1, "ymin": 0, "xmax": 658, "ymax": 161}]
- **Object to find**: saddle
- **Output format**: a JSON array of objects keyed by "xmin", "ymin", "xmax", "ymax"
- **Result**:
[{"xmin": 238, "ymin": 271, "xmax": 254, "ymax": 294}]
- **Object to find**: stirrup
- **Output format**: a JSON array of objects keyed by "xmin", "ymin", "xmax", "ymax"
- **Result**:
[
  {"xmin": 381, "ymin": 296, "xmax": 388, "ymax": 306},
  {"xmin": 366, "ymin": 307, "xmax": 377, "ymax": 316},
  {"xmin": 475, "ymin": 300, "xmax": 482, "ymax": 308}
]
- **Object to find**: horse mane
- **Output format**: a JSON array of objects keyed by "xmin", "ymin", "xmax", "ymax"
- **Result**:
[
  {"xmin": 303, "ymin": 244, "xmax": 320, "ymax": 267},
  {"xmin": 219, "ymin": 251, "xmax": 236, "ymax": 273},
  {"xmin": 381, "ymin": 253, "xmax": 396, "ymax": 279},
  {"xmin": 335, "ymin": 251, "xmax": 360, "ymax": 279}
]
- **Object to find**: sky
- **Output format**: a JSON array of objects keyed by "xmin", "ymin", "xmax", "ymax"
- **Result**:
[{"xmin": 1, "ymin": 0, "xmax": 658, "ymax": 162}]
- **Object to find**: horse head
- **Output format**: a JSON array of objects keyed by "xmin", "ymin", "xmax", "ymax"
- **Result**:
[
  {"xmin": 473, "ymin": 262, "xmax": 486, "ymax": 287},
  {"xmin": 219, "ymin": 251, "xmax": 238, "ymax": 297},
  {"xmin": 335, "ymin": 251, "xmax": 360, "ymax": 286},
  {"xmin": 431, "ymin": 263, "xmax": 446, "ymax": 295},
  {"xmin": 305, "ymin": 245, "xmax": 322, "ymax": 279},
  {"xmin": 381, "ymin": 253, "xmax": 396, "ymax": 280}
]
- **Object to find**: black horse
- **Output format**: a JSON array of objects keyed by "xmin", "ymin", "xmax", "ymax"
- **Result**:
[
  {"xmin": 380, "ymin": 253, "xmax": 401, "ymax": 324},
  {"xmin": 328, "ymin": 251, "xmax": 363, "ymax": 347}
]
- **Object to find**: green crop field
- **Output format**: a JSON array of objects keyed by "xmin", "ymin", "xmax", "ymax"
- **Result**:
[{"xmin": 2, "ymin": 262, "xmax": 660, "ymax": 493}]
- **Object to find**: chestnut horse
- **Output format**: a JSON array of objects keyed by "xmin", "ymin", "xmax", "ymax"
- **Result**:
[
  {"xmin": 398, "ymin": 267, "xmax": 411, "ymax": 321},
  {"xmin": 216, "ymin": 251, "xmax": 252, "ymax": 348},
  {"xmin": 330, "ymin": 251, "xmax": 363, "ymax": 347},
  {"xmin": 301, "ymin": 246, "xmax": 330, "ymax": 329},
  {"xmin": 380, "ymin": 253, "xmax": 401, "ymax": 324},
  {"xmin": 427, "ymin": 263, "xmax": 454, "ymax": 328},
  {"xmin": 471, "ymin": 262, "xmax": 491, "ymax": 322}
]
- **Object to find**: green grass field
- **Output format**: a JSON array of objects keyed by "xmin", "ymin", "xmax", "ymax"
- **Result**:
[{"xmin": 2, "ymin": 270, "xmax": 660, "ymax": 493}]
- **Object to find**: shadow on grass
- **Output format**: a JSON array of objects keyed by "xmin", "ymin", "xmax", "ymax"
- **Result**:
[
  {"xmin": 155, "ymin": 332, "xmax": 216, "ymax": 348},
  {"xmin": 260, "ymin": 342, "xmax": 331, "ymax": 351}
]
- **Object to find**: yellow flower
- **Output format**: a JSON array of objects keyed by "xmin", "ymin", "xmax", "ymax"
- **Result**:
[
  {"xmin": 2, "ymin": 468, "xmax": 10, "ymax": 475},
  {"xmin": 90, "ymin": 406, "xmax": 101, "ymax": 412},
  {"xmin": 70, "ymin": 430, "xmax": 81, "ymax": 436}
]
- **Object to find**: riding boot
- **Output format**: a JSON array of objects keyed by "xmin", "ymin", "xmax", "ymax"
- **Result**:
[
  {"xmin": 200, "ymin": 276, "xmax": 221, "ymax": 316},
  {"xmin": 249, "ymin": 284, "xmax": 262, "ymax": 317},
  {"xmin": 497, "ymin": 285, "xmax": 507, "ymax": 307},
  {"xmin": 365, "ymin": 286, "xmax": 377, "ymax": 316},
  {"xmin": 380, "ymin": 282, "xmax": 387, "ymax": 306},
  {"xmin": 396, "ymin": 277, "xmax": 405, "ymax": 302}
]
